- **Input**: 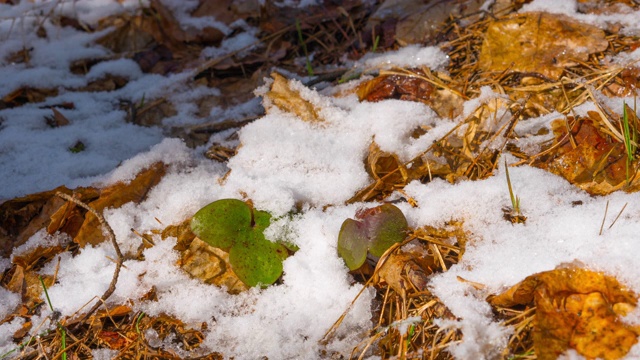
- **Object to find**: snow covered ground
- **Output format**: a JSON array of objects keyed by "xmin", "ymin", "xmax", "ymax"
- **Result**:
[{"xmin": 2, "ymin": 0, "xmax": 640, "ymax": 359}]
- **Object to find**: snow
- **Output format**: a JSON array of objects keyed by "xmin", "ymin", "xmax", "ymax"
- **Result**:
[{"xmin": 1, "ymin": 1, "xmax": 640, "ymax": 359}]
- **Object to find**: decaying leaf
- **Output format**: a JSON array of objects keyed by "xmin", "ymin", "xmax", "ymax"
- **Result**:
[
  {"xmin": 0, "ymin": 186, "xmax": 99, "ymax": 257},
  {"xmin": 489, "ymin": 265, "xmax": 639, "ymax": 360},
  {"xmin": 367, "ymin": 142, "xmax": 409, "ymax": 184},
  {"xmin": 479, "ymin": 12, "xmax": 609, "ymax": 80},
  {"xmin": 393, "ymin": 0, "xmax": 485, "ymax": 46},
  {"xmin": 74, "ymin": 162, "xmax": 166, "ymax": 247},
  {"xmin": 377, "ymin": 241, "xmax": 439, "ymax": 294},
  {"xmin": 535, "ymin": 113, "xmax": 640, "ymax": 195},
  {"xmin": 161, "ymin": 218, "xmax": 196, "ymax": 252},
  {"xmin": 44, "ymin": 108, "xmax": 70, "ymax": 127},
  {"xmin": 265, "ymin": 72, "xmax": 323, "ymax": 122},
  {"xmin": 4, "ymin": 265, "xmax": 54, "ymax": 312},
  {"xmin": 179, "ymin": 237, "xmax": 248, "ymax": 294},
  {"xmin": 355, "ymin": 70, "xmax": 464, "ymax": 119}
]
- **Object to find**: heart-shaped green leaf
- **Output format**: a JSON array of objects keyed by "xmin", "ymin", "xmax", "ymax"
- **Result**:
[
  {"xmin": 337, "ymin": 204, "xmax": 408, "ymax": 270},
  {"xmin": 229, "ymin": 235, "xmax": 288, "ymax": 287},
  {"xmin": 367, "ymin": 204, "xmax": 408, "ymax": 257},
  {"xmin": 190, "ymin": 199, "xmax": 292, "ymax": 287},
  {"xmin": 337, "ymin": 218, "xmax": 369, "ymax": 270},
  {"xmin": 190, "ymin": 199, "xmax": 251, "ymax": 251}
]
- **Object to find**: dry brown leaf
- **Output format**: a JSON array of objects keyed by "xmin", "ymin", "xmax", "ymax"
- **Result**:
[
  {"xmin": 74, "ymin": 162, "xmax": 166, "ymax": 247},
  {"xmin": 536, "ymin": 113, "xmax": 640, "ymax": 195},
  {"xmin": 161, "ymin": 218, "xmax": 196, "ymax": 252},
  {"xmin": 47, "ymin": 196, "xmax": 86, "ymax": 237},
  {"xmin": 479, "ymin": 12, "xmax": 608, "ymax": 80},
  {"xmin": 367, "ymin": 142, "xmax": 409, "ymax": 184},
  {"xmin": 4, "ymin": 265, "xmax": 54, "ymax": 311},
  {"xmin": 179, "ymin": 237, "xmax": 248, "ymax": 294},
  {"xmin": 377, "ymin": 242, "xmax": 438, "ymax": 294},
  {"xmin": 12, "ymin": 245, "xmax": 65, "ymax": 270},
  {"xmin": 489, "ymin": 265, "xmax": 639, "ymax": 360},
  {"xmin": 265, "ymin": 72, "xmax": 323, "ymax": 123},
  {"xmin": 393, "ymin": 0, "xmax": 485, "ymax": 46},
  {"xmin": 45, "ymin": 108, "xmax": 70, "ymax": 127},
  {"xmin": 0, "ymin": 186, "xmax": 99, "ymax": 257},
  {"xmin": 356, "ymin": 73, "xmax": 436, "ymax": 106}
]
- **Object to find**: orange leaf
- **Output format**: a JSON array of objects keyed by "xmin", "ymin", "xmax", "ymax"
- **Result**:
[
  {"xmin": 479, "ymin": 12, "xmax": 608, "ymax": 80},
  {"xmin": 73, "ymin": 162, "xmax": 166, "ymax": 247},
  {"xmin": 489, "ymin": 265, "xmax": 639, "ymax": 360}
]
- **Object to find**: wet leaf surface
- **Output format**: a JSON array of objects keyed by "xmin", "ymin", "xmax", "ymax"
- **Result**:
[
  {"xmin": 489, "ymin": 265, "xmax": 639, "ymax": 360},
  {"xmin": 479, "ymin": 12, "xmax": 609, "ymax": 80}
]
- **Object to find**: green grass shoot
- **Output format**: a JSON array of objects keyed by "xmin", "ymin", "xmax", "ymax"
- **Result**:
[
  {"xmin": 372, "ymin": 35, "xmax": 380, "ymax": 53},
  {"xmin": 135, "ymin": 312, "xmax": 145, "ymax": 334},
  {"xmin": 295, "ymin": 19, "xmax": 314, "ymax": 77},
  {"xmin": 504, "ymin": 159, "xmax": 521, "ymax": 215},
  {"xmin": 39, "ymin": 276, "xmax": 67, "ymax": 360},
  {"xmin": 622, "ymin": 100, "xmax": 638, "ymax": 185}
]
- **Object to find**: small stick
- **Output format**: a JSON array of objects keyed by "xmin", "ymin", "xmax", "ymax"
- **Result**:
[
  {"xmin": 599, "ymin": 200, "xmax": 609, "ymax": 236},
  {"xmin": 608, "ymin": 202, "xmax": 628, "ymax": 230},
  {"xmin": 56, "ymin": 192, "xmax": 123, "ymax": 324}
]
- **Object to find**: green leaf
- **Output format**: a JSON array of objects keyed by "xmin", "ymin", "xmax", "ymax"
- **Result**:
[
  {"xmin": 190, "ymin": 199, "xmax": 291, "ymax": 287},
  {"xmin": 368, "ymin": 204, "xmax": 408, "ymax": 257},
  {"xmin": 337, "ymin": 204, "xmax": 408, "ymax": 270},
  {"xmin": 337, "ymin": 218, "xmax": 369, "ymax": 270},
  {"xmin": 190, "ymin": 199, "xmax": 251, "ymax": 251},
  {"xmin": 229, "ymin": 235, "xmax": 287, "ymax": 287}
]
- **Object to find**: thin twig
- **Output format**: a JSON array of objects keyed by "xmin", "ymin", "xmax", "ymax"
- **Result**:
[
  {"xmin": 55, "ymin": 192, "xmax": 123, "ymax": 324},
  {"xmin": 608, "ymin": 202, "xmax": 628, "ymax": 230},
  {"xmin": 599, "ymin": 200, "xmax": 609, "ymax": 236}
]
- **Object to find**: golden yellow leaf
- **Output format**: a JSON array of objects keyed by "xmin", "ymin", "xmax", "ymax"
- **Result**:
[
  {"xmin": 479, "ymin": 12, "xmax": 608, "ymax": 80},
  {"xmin": 265, "ymin": 72, "xmax": 323, "ymax": 122},
  {"xmin": 489, "ymin": 265, "xmax": 639, "ymax": 360}
]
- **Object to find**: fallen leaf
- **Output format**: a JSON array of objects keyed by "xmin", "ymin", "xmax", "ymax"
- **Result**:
[
  {"xmin": 179, "ymin": 237, "xmax": 249, "ymax": 294},
  {"xmin": 392, "ymin": 0, "xmax": 485, "ymax": 46},
  {"xmin": 489, "ymin": 265, "xmax": 639, "ymax": 360},
  {"xmin": 12, "ymin": 245, "xmax": 64, "ymax": 270},
  {"xmin": 161, "ymin": 218, "xmax": 196, "ymax": 252},
  {"xmin": 44, "ymin": 108, "xmax": 70, "ymax": 128},
  {"xmin": 265, "ymin": 72, "xmax": 324, "ymax": 123},
  {"xmin": 377, "ymin": 241, "xmax": 438, "ymax": 294},
  {"xmin": 0, "ymin": 186, "xmax": 98, "ymax": 257},
  {"xmin": 367, "ymin": 142, "xmax": 409, "ymax": 184},
  {"xmin": 535, "ymin": 113, "xmax": 640, "ymax": 195},
  {"xmin": 479, "ymin": 12, "xmax": 608, "ymax": 80},
  {"xmin": 74, "ymin": 162, "xmax": 166, "ymax": 247}
]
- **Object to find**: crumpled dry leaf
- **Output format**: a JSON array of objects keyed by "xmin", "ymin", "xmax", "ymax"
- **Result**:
[
  {"xmin": 4, "ymin": 265, "xmax": 54, "ymax": 313},
  {"xmin": 265, "ymin": 72, "xmax": 323, "ymax": 123},
  {"xmin": 44, "ymin": 108, "xmax": 70, "ymax": 127},
  {"xmin": 377, "ymin": 241, "xmax": 438, "ymax": 294},
  {"xmin": 0, "ymin": 186, "xmax": 99, "ymax": 257},
  {"xmin": 73, "ymin": 162, "xmax": 166, "ymax": 247},
  {"xmin": 489, "ymin": 265, "xmax": 639, "ymax": 360},
  {"xmin": 536, "ymin": 112, "xmax": 640, "ymax": 195},
  {"xmin": 356, "ymin": 71, "xmax": 463, "ymax": 119},
  {"xmin": 367, "ymin": 142, "xmax": 409, "ymax": 184},
  {"xmin": 179, "ymin": 237, "xmax": 248, "ymax": 294},
  {"xmin": 392, "ymin": 0, "xmax": 485, "ymax": 46},
  {"xmin": 161, "ymin": 218, "xmax": 196, "ymax": 252},
  {"xmin": 479, "ymin": 12, "xmax": 608, "ymax": 80}
]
